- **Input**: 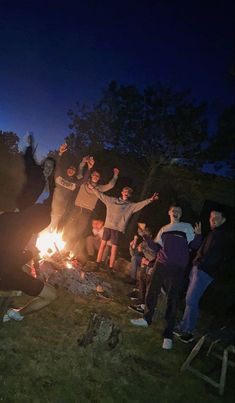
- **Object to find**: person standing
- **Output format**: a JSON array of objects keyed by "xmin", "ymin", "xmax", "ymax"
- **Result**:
[
  {"xmin": 174, "ymin": 209, "xmax": 227, "ymax": 343},
  {"xmin": 91, "ymin": 186, "xmax": 159, "ymax": 273},
  {"xmin": 128, "ymin": 225, "xmax": 156, "ymax": 285},
  {"xmin": 50, "ymin": 143, "xmax": 92, "ymax": 231},
  {"xmin": 130, "ymin": 204, "xmax": 202, "ymax": 350}
]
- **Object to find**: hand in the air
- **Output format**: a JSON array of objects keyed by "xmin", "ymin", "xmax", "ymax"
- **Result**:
[
  {"xmin": 194, "ymin": 222, "xmax": 202, "ymax": 235},
  {"xmin": 113, "ymin": 168, "xmax": 120, "ymax": 176}
]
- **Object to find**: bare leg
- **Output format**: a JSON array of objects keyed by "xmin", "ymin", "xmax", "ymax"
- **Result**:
[
  {"xmin": 19, "ymin": 284, "xmax": 56, "ymax": 316},
  {"xmin": 96, "ymin": 240, "xmax": 107, "ymax": 263},
  {"xmin": 109, "ymin": 245, "xmax": 118, "ymax": 268}
]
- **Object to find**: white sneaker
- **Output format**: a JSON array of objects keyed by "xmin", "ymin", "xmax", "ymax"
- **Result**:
[
  {"xmin": 130, "ymin": 318, "xmax": 148, "ymax": 327},
  {"xmin": 162, "ymin": 338, "xmax": 173, "ymax": 350},
  {"xmin": 3, "ymin": 308, "xmax": 24, "ymax": 323}
]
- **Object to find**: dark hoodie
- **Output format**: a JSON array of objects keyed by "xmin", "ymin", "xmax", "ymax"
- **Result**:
[{"xmin": 193, "ymin": 222, "xmax": 227, "ymax": 278}]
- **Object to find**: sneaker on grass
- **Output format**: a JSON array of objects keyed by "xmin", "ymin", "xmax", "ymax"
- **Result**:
[
  {"xmin": 128, "ymin": 304, "xmax": 145, "ymax": 314},
  {"xmin": 130, "ymin": 318, "xmax": 148, "ymax": 327},
  {"xmin": 162, "ymin": 338, "xmax": 173, "ymax": 350},
  {"xmin": 179, "ymin": 333, "xmax": 195, "ymax": 343},
  {"xmin": 3, "ymin": 308, "xmax": 24, "ymax": 323},
  {"xmin": 128, "ymin": 289, "xmax": 140, "ymax": 300},
  {"xmin": 173, "ymin": 324, "xmax": 183, "ymax": 337}
]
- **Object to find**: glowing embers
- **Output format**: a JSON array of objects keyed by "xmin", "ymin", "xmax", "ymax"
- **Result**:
[{"xmin": 36, "ymin": 230, "xmax": 66, "ymax": 258}]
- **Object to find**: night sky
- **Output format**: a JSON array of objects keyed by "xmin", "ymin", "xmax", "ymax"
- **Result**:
[{"xmin": 1, "ymin": 0, "xmax": 234, "ymax": 158}]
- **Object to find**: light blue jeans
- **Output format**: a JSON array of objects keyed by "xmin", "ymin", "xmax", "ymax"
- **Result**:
[{"xmin": 180, "ymin": 266, "xmax": 213, "ymax": 333}]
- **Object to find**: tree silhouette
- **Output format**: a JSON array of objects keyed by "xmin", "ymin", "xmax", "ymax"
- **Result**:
[
  {"xmin": 0, "ymin": 130, "xmax": 20, "ymax": 154},
  {"xmin": 205, "ymin": 105, "xmax": 235, "ymax": 176},
  {"xmin": 67, "ymin": 81, "xmax": 208, "ymax": 197}
]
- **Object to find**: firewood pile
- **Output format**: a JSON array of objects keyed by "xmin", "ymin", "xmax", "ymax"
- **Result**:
[{"xmin": 36, "ymin": 252, "xmax": 108, "ymax": 296}]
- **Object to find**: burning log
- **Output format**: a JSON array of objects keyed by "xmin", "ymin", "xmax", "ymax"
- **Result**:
[
  {"xmin": 34, "ymin": 229, "xmax": 111, "ymax": 296},
  {"xmin": 37, "ymin": 259, "xmax": 104, "ymax": 296}
]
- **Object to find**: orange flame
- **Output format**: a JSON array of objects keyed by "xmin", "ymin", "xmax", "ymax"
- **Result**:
[{"xmin": 36, "ymin": 230, "xmax": 66, "ymax": 258}]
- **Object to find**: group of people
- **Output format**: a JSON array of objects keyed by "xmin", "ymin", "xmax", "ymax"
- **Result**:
[
  {"xmin": 0, "ymin": 139, "xmax": 158, "ymax": 320},
  {"xmin": 47, "ymin": 143, "xmax": 159, "ymax": 271},
  {"xmin": 128, "ymin": 204, "xmax": 227, "ymax": 350},
  {"xmin": 0, "ymin": 138, "xmax": 228, "ymax": 353}
]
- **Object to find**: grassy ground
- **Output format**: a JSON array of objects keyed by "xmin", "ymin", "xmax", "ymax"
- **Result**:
[{"xmin": 0, "ymin": 269, "xmax": 234, "ymax": 403}]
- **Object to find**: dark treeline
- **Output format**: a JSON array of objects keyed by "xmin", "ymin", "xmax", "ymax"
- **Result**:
[{"xmin": 1, "ymin": 81, "xmax": 234, "ymax": 228}]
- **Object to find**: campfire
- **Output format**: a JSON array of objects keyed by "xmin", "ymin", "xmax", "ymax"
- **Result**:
[
  {"xmin": 34, "ymin": 229, "xmax": 106, "ymax": 296},
  {"xmin": 36, "ymin": 229, "xmax": 66, "ymax": 258}
]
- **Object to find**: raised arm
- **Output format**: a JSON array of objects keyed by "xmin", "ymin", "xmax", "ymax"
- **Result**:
[
  {"xmin": 131, "ymin": 192, "xmax": 159, "ymax": 214},
  {"xmin": 76, "ymin": 155, "xmax": 90, "ymax": 179},
  {"xmin": 76, "ymin": 162, "xmax": 92, "ymax": 186},
  {"xmin": 97, "ymin": 168, "xmax": 119, "ymax": 192},
  {"xmin": 55, "ymin": 143, "xmax": 69, "ymax": 176}
]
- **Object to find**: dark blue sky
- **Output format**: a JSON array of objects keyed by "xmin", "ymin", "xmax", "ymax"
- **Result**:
[{"xmin": 0, "ymin": 0, "xmax": 234, "ymax": 158}]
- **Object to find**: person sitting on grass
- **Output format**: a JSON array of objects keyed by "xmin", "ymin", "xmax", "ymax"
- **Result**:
[
  {"xmin": 90, "ymin": 186, "xmax": 159, "ymax": 274},
  {"xmin": 85, "ymin": 218, "xmax": 110, "ymax": 264},
  {"xmin": 0, "ymin": 136, "xmax": 57, "ymax": 323}
]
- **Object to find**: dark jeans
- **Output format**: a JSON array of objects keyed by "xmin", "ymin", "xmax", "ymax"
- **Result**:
[
  {"xmin": 144, "ymin": 262, "xmax": 185, "ymax": 339},
  {"xmin": 139, "ymin": 266, "xmax": 152, "ymax": 304}
]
